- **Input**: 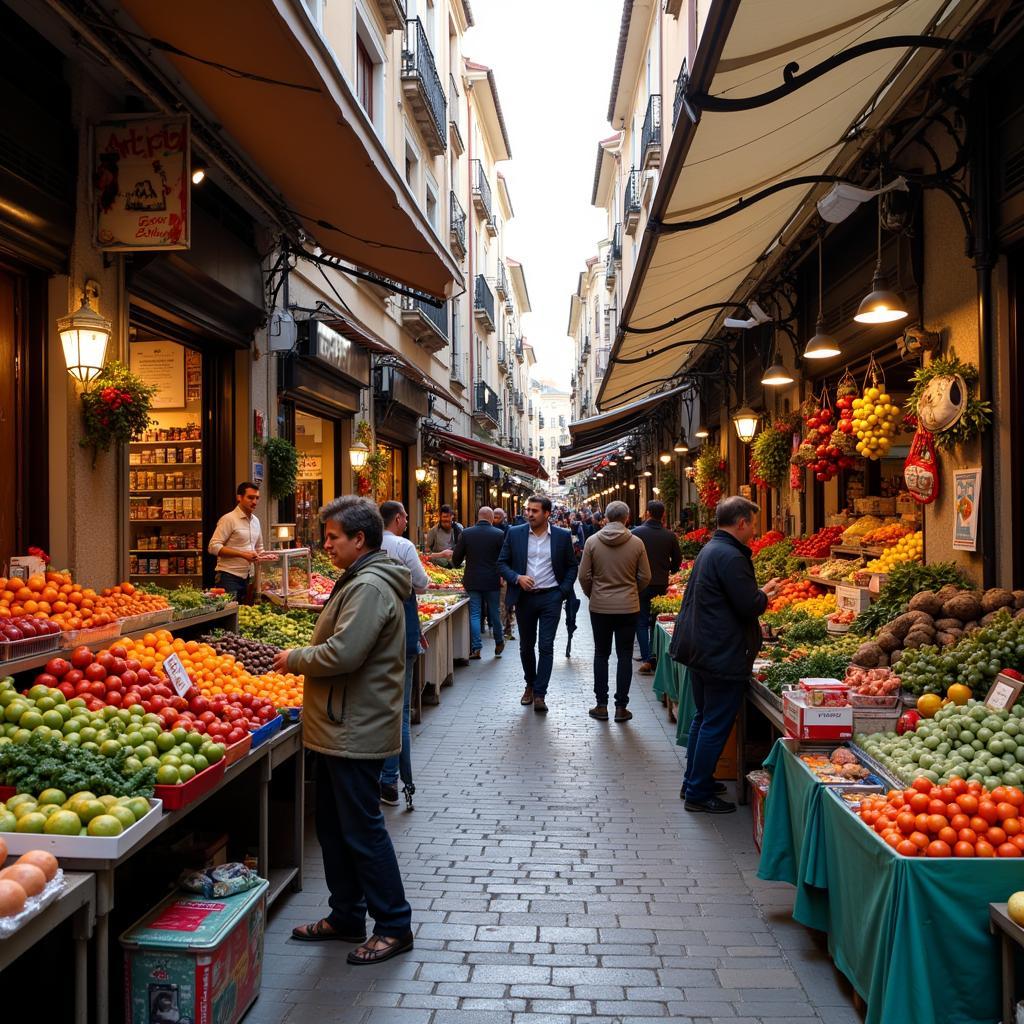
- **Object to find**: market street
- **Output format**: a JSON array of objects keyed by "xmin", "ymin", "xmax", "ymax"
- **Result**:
[{"xmin": 259, "ymin": 610, "xmax": 859, "ymax": 1024}]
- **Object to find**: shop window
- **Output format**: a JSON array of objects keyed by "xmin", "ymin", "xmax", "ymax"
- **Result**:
[
  {"xmin": 127, "ymin": 339, "xmax": 205, "ymax": 587},
  {"xmin": 375, "ymin": 441, "xmax": 405, "ymax": 504},
  {"xmin": 294, "ymin": 410, "xmax": 338, "ymax": 550},
  {"xmin": 356, "ymin": 38, "xmax": 374, "ymax": 121}
]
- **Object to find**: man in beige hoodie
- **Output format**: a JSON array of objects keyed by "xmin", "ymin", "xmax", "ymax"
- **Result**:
[{"xmin": 578, "ymin": 500, "xmax": 651, "ymax": 721}]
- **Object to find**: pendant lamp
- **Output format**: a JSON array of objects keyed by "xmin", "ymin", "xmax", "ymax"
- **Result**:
[
  {"xmin": 854, "ymin": 173, "xmax": 908, "ymax": 325},
  {"xmin": 804, "ymin": 232, "xmax": 842, "ymax": 359}
]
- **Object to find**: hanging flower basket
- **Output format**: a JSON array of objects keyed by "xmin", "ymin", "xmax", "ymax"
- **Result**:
[{"xmin": 79, "ymin": 361, "xmax": 157, "ymax": 466}]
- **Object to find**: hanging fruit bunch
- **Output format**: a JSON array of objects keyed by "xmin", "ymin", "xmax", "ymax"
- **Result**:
[
  {"xmin": 833, "ymin": 370, "xmax": 860, "ymax": 460},
  {"xmin": 750, "ymin": 420, "xmax": 793, "ymax": 489},
  {"xmin": 694, "ymin": 446, "xmax": 727, "ymax": 511},
  {"xmin": 851, "ymin": 357, "xmax": 902, "ymax": 460},
  {"xmin": 796, "ymin": 388, "xmax": 851, "ymax": 483}
]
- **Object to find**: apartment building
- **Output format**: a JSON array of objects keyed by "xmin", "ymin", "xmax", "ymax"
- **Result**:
[{"xmin": 529, "ymin": 383, "xmax": 572, "ymax": 492}]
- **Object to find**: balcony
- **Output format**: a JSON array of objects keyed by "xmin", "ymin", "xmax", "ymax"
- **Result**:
[
  {"xmin": 582, "ymin": 336, "xmax": 591, "ymax": 360},
  {"xmin": 497, "ymin": 339, "xmax": 509, "ymax": 370},
  {"xmin": 473, "ymin": 380, "xmax": 500, "ymax": 426},
  {"xmin": 399, "ymin": 295, "xmax": 448, "ymax": 353},
  {"xmin": 495, "ymin": 261, "xmax": 509, "ymax": 300},
  {"xmin": 605, "ymin": 223, "xmax": 621, "ymax": 288},
  {"xmin": 528, "ymin": 440, "xmax": 535, "ymax": 457},
  {"xmin": 372, "ymin": 0, "xmax": 407, "ymax": 32},
  {"xmin": 515, "ymin": 336, "xmax": 524, "ymax": 363},
  {"xmin": 673, "ymin": 58, "xmax": 689, "ymax": 130},
  {"xmin": 449, "ymin": 190, "xmax": 467, "ymax": 259},
  {"xmin": 624, "ymin": 167, "xmax": 642, "ymax": 235},
  {"xmin": 539, "ymin": 437, "xmax": 545, "ymax": 451},
  {"xmin": 474, "ymin": 275, "xmax": 495, "ymax": 332},
  {"xmin": 641, "ymin": 94, "xmax": 662, "ymax": 169},
  {"xmin": 402, "ymin": 19, "xmax": 446, "ymax": 156},
  {"xmin": 448, "ymin": 73, "xmax": 465, "ymax": 155},
  {"xmin": 449, "ymin": 352, "xmax": 468, "ymax": 388},
  {"xmin": 472, "ymin": 160, "xmax": 492, "ymax": 221},
  {"xmin": 538, "ymin": 412, "xmax": 544, "ymax": 429},
  {"xmin": 595, "ymin": 346, "xmax": 610, "ymax": 379},
  {"xmin": 528, "ymin": 400, "xmax": 534, "ymax": 420}
]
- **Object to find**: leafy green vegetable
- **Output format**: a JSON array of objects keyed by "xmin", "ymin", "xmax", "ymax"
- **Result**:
[
  {"xmin": 0, "ymin": 735, "xmax": 156, "ymax": 797},
  {"xmin": 760, "ymin": 639, "xmax": 859, "ymax": 694},
  {"xmin": 851, "ymin": 561, "xmax": 973, "ymax": 636},
  {"xmin": 753, "ymin": 539, "xmax": 806, "ymax": 585}
]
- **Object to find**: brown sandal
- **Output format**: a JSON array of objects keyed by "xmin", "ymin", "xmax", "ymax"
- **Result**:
[
  {"xmin": 346, "ymin": 930, "xmax": 415, "ymax": 965},
  {"xmin": 291, "ymin": 917, "xmax": 365, "ymax": 943}
]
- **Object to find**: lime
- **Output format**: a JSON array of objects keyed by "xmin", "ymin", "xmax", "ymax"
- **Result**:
[
  {"xmin": 4, "ymin": 701, "xmax": 29, "ymax": 723},
  {"xmin": 156, "ymin": 765, "xmax": 180, "ymax": 785},
  {"xmin": 27, "ymin": 684, "xmax": 50, "ymax": 701},
  {"xmin": 99, "ymin": 740, "xmax": 122, "ymax": 758},
  {"xmin": 39, "ymin": 804, "xmax": 62, "ymax": 819},
  {"xmin": 6, "ymin": 793, "xmax": 35, "ymax": 811},
  {"xmin": 187, "ymin": 732, "xmax": 205, "ymax": 750},
  {"xmin": 0, "ymin": 690, "xmax": 19, "ymax": 707},
  {"xmin": 78, "ymin": 799, "xmax": 107, "ymax": 823},
  {"xmin": 155, "ymin": 732, "xmax": 176, "ymax": 753},
  {"xmin": 80, "ymin": 741, "xmax": 99, "ymax": 754},
  {"xmin": 142, "ymin": 756, "xmax": 161, "ymax": 770},
  {"xmin": 0, "ymin": 810, "xmax": 15, "ymax": 831},
  {"xmin": 98, "ymin": 794, "xmax": 119, "ymax": 808},
  {"xmin": 37, "ymin": 788, "xmax": 66, "ymax": 806},
  {"xmin": 192, "ymin": 754, "xmax": 209, "ymax": 772},
  {"xmin": 178, "ymin": 764, "xmax": 196, "ymax": 782},
  {"xmin": 13, "ymin": 801, "xmax": 38, "ymax": 819},
  {"xmin": 35, "ymin": 697, "xmax": 55, "ymax": 712},
  {"xmin": 79, "ymin": 727, "xmax": 98, "ymax": 743},
  {"xmin": 15, "ymin": 812, "xmax": 46, "ymax": 833},
  {"xmin": 44, "ymin": 810, "xmax": 82, "ymax": 836},
  {"xmin": 69, "ymin": 790, "xmax": 97, "ymax": 803},
  {"xmin": 108, "ymin": 805, "xmax": 136, "ymax": 829},
  {"xmin": 125, "ymin": 797, "xmax": 151, "ymax": 821},
  {"xmin": 49, "ymin": 689, "xmax": 66, "ymax": 705},
  {"xmin": 171, "ymin": 728, "xmax": 188, "ymax": 744},
  {"xmin": 203, "ymin": 743, "xmax": 225, "ymax": 764},
  {"xmin": 87, "ymin": 814, "xmax": 124, "ymax": 837}
]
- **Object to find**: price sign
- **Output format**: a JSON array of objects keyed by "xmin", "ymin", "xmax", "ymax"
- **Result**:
[
  {"xmin": 163, "ymin": 652, "xmax": 194, "ymax": 698},
  {"xmin": 984, "ymin": 672, "xmax": 1024, "ymax": 712}
]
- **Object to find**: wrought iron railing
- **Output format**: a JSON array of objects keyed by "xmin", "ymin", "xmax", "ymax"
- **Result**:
[
  {"xmin": 474, "ymin": 380, "xmax": 499, "ymax": 422},
  {"xmin": 641, "ymin": 94, "xmax": 662, "ymax": 166},
  {"xmin": 625, "ymin": 167, "xmax": 642, "ymax": 217},
  {"xmin": 673, "ymin": 59, "xmax": 689, "ymax": 129},
  {"xmin": 402, "ymin": 295, "xmax": 447, "ymax": 337},
  {"xmin": 610, "ymin": 222, "xmax": 622, "ymax": 261},
  {"xmin": 474, "ymin": 275, "xmax": 495, "ymax": 325},
  {"xmin": 402, "ymin": 19, "xmax": 446, "ymax": 147},
  {"xmin": 472, "ymin": 159, "xmax": 492, "ymax": 220},
  {"xmin": 515, "ymin": 336, "xmax": 524, "ymax": 362},
  {"xmin": 496, "ymin": 260, "xmax": 509, "ymax": 298},
  {"xmin": 497, "ymin": 339, "xmax": 508, "ymax": 367},
  {"xmin": 449, "ymin": 190, "xmax": 466, "ymax": 254}
]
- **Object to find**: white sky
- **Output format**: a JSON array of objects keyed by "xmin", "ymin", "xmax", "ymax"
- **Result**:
[{"xmin": 465, "ymin": 0, "xmax": 623, "ymax": 386}]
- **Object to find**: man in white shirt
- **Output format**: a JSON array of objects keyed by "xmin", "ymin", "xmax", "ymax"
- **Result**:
[
  {"xmin": 208, "ymin": 482, "xmax": 265, "ymax": 601},
  {"xmin": 378, "ymin": 501, "xmax": 428, "ymax": 808}
]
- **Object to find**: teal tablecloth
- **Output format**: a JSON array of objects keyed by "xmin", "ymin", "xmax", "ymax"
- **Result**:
[
  {"xmin": 651, "ymin": 624, "xmax": 697, "ymax": 746},
  {"xmin": 758, "ymin": 738, "xmax": 1024, "ymax": 1024}
]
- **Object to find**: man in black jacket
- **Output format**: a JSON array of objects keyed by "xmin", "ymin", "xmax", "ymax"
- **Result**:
[
  {"xmin": 451, "ymin": 507, "xmax": 506, "ymax": 659},
  {"xmin": 632, "ymin": 500, "xmax": 682, "ymax": 674},
  {"xmin": 670, "ymin": 496, "xmax": 780, "ymax": 814}
]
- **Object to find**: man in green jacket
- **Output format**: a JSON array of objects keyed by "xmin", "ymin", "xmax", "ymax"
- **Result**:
[{"xmin": 273, "ymin": 495, "xmax": 413, "ymax": 965}]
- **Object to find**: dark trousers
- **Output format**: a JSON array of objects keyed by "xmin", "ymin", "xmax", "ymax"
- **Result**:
[
  {"xmin": 315, "ymin": 752, "xmax": 412, "ymax": 937},
  {"xmin": 515, "ymin": 588, "xmax": 563, "ymax": 697},
  {"xmin": 215, "ymin": 570, "xmax": 248, "ymax": 601},
  {"xmin": 590, "ymin": 610, "xmax": 638, "ymax": 708},
  {"xmin": 683, "ymin": 672, "xmax": 746, "ymax": 802},
  {"xmin": 635, "ymin": 584, "xmax": 666, "ymax": 663}
]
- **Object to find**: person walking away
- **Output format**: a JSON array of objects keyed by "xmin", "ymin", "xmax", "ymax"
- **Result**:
[
  {"xmin": 491, "ymin": 509, "xmax": 515, "ymax": 640},
  {"xmin": 632, "ymin": 500, "xmax": 682, "ymax": 675},
  {"xmin": 423, "ymin": 504, "xmax": 462, "ymax": 566},
  {"xmin": 670, "ymin": 496, "xmax": 780, "ymax": 813},
  {"xmin": 378, "ymin": 500, "xmax": 427, "ymax": 809},
  {"xmin": 497, "ymin": 495, "xmax": 578, "ymax": 713},
  {"xmin": 208, "ymin": 482, "xmax": 267, "ymax": 602},
  {"xmin": 451, "ymin": 507, "xmax": 506, "ymax": 660},
  {"xmin": 568, "ymin": 515, "xmax": 586, "ymax": 560},
  {"xmin": 274, "ymin": 496, "xmax": 414, "ymax": 963},
  {"xmin": 578, "ymin": 501, "xmax": 651, "ymax": 722}
]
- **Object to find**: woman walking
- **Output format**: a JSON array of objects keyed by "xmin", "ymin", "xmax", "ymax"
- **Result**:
[{"xmin": 578, "ymin": 500, "xmax": 651, "ymax": 722}]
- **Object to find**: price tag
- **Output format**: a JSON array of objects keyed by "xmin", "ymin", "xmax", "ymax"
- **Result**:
[
  {"xmin": 163, "ymin": 652, "xmax": 193, "ymax": 698},
  {"xmin": 984, "ymin": 672, "xmax": 1024, "ymax": 712}
]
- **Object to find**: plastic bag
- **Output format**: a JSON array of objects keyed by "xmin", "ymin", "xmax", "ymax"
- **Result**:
[
  {"xmin": 178, "ymin": 862, "xmax": 262, "ymax": 898},
  {"xmin": 904, "ymin": 426, "xmax": 939, "ymax": 504}
]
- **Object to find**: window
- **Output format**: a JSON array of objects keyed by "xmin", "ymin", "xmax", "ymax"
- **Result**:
[
  {"xmin": 356, "ymin": 38, "xmax": 374, "ymax": 119},
  {"xmin": 302, "ymin": 0, "xmax": 324, "ymax": 26},
  {"xmin": 405, "ymin": 137, "xmax": 420, "ymax": 192},
  {"xmin": 425, "ymin": 174, "xmax": 439, "ymax": 230}
]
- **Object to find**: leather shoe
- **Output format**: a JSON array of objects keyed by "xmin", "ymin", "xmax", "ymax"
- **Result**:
[
  {"xmin": 588, "ymin": 705, "xmax": 609, "ymax": 720},
  {"xmin": 520, "ymin": 687, "xmax": 534, "ymax": 705},
  {"xmin": 468, "ymin": 651, "xmax": 481, "ymax": 660},
  {"xmin": 637, "ymin": 661, "xmax": 654, "ymax": 675},
  {"xmin": 533, "ymin": 696, "xmax": 548, "ymax": 714},
  {"xmin": 495, "ymin": 641, "xmax": 505, "ymax": 657},
  {"xmin": 614, "ymin": 707, "xmax": 632, "ymax": 722},
  {"xmin": 684, "ymin": 796, "xmax": 736, "ymax": 814},
  {"xmin": 679, "ymin": 781, "xmax": 728, "ymax": 799}
]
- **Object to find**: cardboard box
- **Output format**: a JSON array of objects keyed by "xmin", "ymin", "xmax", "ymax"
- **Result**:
[
  {"xmin": 783, "ymin": 691, "xmax": 854, "ymax": 741},
  {"xmin": 836, "ymin": 584, "xmax": 872, "ymax": 613}
]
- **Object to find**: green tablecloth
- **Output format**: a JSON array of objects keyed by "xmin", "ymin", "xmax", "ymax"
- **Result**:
[
  {"xmin": 651, "ymin": 624, "xmax": 697, "ymax": 746},
  {"xmin": 758, "ymin": 739, "xmax": 1023, "ymax": 1024}
]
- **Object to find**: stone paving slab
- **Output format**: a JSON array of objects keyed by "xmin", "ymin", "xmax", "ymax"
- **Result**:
[{"xmin": 267, "ymin": 602, "xmax": 861, "ymax": 1023}]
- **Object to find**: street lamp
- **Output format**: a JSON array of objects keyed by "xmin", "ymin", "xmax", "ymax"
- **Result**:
[
  {"xmin": 659, "ymin": 451, "xmax": 672, "ymax": 465},
  {"xmin": 58, "ymin": 285, "xmax": 111, "ymax": 385},
  {"xmin": 732, "ymin": 407, "xmax": 760, "ymax": 443},
  {"xmin": 414, "ymin": 467, "xmax": 427, "ymax": 484},
  {"xmin": 349, "ymin": 438, "xmax": 369, "ymax": 469}
]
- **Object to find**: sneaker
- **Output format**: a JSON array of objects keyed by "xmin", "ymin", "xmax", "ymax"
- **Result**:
[
  {"xmin": 533, "ymin": 696, "xmax": 548, "ymax": 714},
  {"xmin": 588, "ymin": 705, "xmax": 609, "ymax": 720},
  {"xmin": 495, "ymin": 641, "xmax": 505, "ymax": 657},
  {"xmin": 380, "ymin": 783, "xmax": 399, "ymax": 807},
  {"xmin": 614, "ymin": 707, "xmax": 632, "ymax": 722},
  {"xmin": 683, "ymin": 796, "xmax": 736, "ymax": 814},
  {"xmin": 638, "ymin": 661, "xmax": 655, "ymax": 675}
]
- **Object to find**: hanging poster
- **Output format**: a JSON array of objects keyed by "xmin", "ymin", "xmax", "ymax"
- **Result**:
[
  {"xmin": 297, "ymin": 455, "xmax": 323, "ymax": 480},
  {"xmin": 185, "ymin": 349, "xmax": 202, "ymax": 402},
  {"xmin": 130, "ymin": 342, "xmax": 185, "ymax": 409},
  {"xmin": 952, "ymin": 467, "xmax": 981, "ymax": 551},
  {"xmin": 93, "ymin": 113, "xmax": 190, "ymax": 251}
]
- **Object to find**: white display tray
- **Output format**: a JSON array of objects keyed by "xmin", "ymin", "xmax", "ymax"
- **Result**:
[{"xmin": 0, "ymin": 798, "xmax": 163, "ymax": 860}]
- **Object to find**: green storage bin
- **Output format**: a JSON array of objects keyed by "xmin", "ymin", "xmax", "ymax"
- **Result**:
[{"xmin": 120, "ymin": 878, "xmax": 269, "ymax": 1024}]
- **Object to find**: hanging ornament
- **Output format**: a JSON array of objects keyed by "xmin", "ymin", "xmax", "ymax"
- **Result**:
[{"xmin": 904, "ymin": 426, "xmax": 940, "ymax": 504}]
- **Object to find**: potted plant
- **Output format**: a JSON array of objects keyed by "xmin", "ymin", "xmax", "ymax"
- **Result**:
[
  {"xmin": 79, "ymin": 361, "xmax": 157, "ymax": 466},
  {"xmin": 257, "ymin": 436, "xmax": 299, "ymax": 500}
]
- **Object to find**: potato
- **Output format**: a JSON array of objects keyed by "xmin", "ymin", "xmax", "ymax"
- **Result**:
[
  {"xmin": 935, "ymin": 631, "xmax": 957, "ymax": 647},
  {"xmin": 908, "ymin": 591, "xmax": 945, "ymax": 617},
  {"xmin": 935, "ymin": 584, "xmax": 963, "ymax": 603},
  {"xmin": 935, "ymin": 618, "xmax": 964, "ymax": 631},
  {"xmin": 853, "ymin": 642, "xmax": 883, "ymax": 667},
  {"xmin": 876, "ymin": 631, "xmax": 901, "ymax": 654},
  {"xmin": 1014, "ymin": 590, "xmax": 1024, "ymax": 610},
  {"xmin": 982, "ymin": 588, "xmax": 1016, "ymax": 614},
  {"xmin": 943, "ymin": 593, "xmax": 982, "ymax": 621}
]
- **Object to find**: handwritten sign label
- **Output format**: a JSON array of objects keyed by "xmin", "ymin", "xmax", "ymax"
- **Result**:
[
  {"xmin": 163, "ymin": 652, "xmax": 193, "ymax": 699},
  {"xmin": 984, "ymin": 672, "xmax": 1024, "ymax": 712}
]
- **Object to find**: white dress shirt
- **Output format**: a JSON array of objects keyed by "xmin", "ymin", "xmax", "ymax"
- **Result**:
[
  {"xmin": 381, "ymin": 532, "xmax": 429, "ymax": 593},
  {"xmin": 208, "ymin": 505, "xmax": 264, "ymax": 578},
  {"xmin": 526, "ymin": 524, "xmax": 558, "ymax": 590}
]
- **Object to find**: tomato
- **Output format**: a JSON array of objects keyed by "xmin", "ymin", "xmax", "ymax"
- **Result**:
[
  {"xmin": 926, "ymin": 814, "xmax": 948, "ymax": 834},
  {"xmin": 938, "ymin": 827, "xmax": 958, "ymax": 847},
  {"xmin": 958, "ymin": 828, "xmax": 978, "ymax": 844},
  {"xmin": 44, "ymin": 658, "xmax": 71, "ymax": 678},
  {"xmin": 953, "ymin": 841, "xmax": 976, "ymax": 857},
  {"xmin": 909, "ymin": 793, "xmax": 930, "ymax": 813},
  {"xmin": 896, "ymin": 840, "xmax": 918, "ymax": 856},
  {"xmin": 33, "ymin": 673, "xmax": 58, "ymax": 690},
  {"xmin": 88, "ymin": 680, "xmax": 106, "ymax": 698},
  {"xmin": 105, "ymin": 691, "xmax": 122, "ymax": 707},
  {"xmin": 979, "ymin": 802, "xmax": 1000, "ymax": 824},
  {"xmin": 949, "ymin": 778, "xmax": 968, "ymax": 795},
  {"xmin": 926, "ymin": 840, "xmax": 952, "ymax": 857},
  {"xmin": 971, "ymin": 816, "xmax": 990, "ymax": 834},
  {"xmin": 928, "ymin": 799, "xmax": 948, "ymax": 816},
  {"xmin": 997, "ymin": 803, "xmax": 1019, "ymax": 822},
  {"xmin": 1012, "ymin": 835, "xmax": 1024, "ymax": 852},
  {"xmin": 976, "ymin": 840, "xmax": 996, "ymax": 857},
  {"xmin": 96, "ymin": 652, "xmax": 115, "ymax": 672},
  {"xmin": 64, "ymin": 669, "xmax": 84, "ymax": 686},
  {"xmin": 913, "ymin": 776, "xmax": 934, "ymax": 794},
  {"xmin": 950, "ymin": 814, "xmax": 970, "ymax": 830},
  {"xmin": 57, "ymin": 682, "xmax": 75, "ymax": 699},
  {"xmin": 938, "ymin": 785, "xmax": 957, "ymax": 803},
  {"xmin": 1006, "ymin": 788, "xmax": 1024, "ymax": 807},
  {"xmin": 958, "ymin": 794, "xmax": 979, "ymax": 815},
  {"xmin": 109, "ymin": 644, "xmax": 128, "ymax": 660},
  {"xmin": 104, "ymin": 675, "xmax": 122, "ymax": 693},
  {"xmin": 945, "ymin": 803, "xmax": 962, "ymax": 818},
  {"xmin": 992, "ymin": 787, "xmax": 1010, "ymax": 804},
  {"xmin": 988, "ymin": 827, "xmax": 1008, "ymax": 847},
  {"xmin": 910, "ymin": 831, "xmax": 930, "ymax": 850},
  {"xmin": 915, "ymin": 813, "xmax": 930, "ymax": 832},
  {"xmin": 70, "ymin": 646, "xmax": 93, "ymax": 669},
  {"xmin": 998, "ymin": 843, "xmax": 1022, "ymax": 858},
  {"xmin": 896, "ymin": 812, "xmax": 916, "ymax": 835}
]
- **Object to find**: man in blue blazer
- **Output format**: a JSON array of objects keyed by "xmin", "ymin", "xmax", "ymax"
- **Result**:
[{"xmin": 497, "ymin": 494, "xmax": 578, "ymax": 713}]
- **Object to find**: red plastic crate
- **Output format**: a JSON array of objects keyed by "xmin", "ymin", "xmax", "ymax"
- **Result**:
[
  {"xmin": 153, "ymin": 760, "xmax": 226, "ymax": 811},
  {"xmin": 223, "ymin": 732, "xmax": 253, "ymax": 766}
]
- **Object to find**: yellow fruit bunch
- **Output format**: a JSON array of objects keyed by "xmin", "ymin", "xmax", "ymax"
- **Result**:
[
  {"xmin": 851, "ymin": 386, "xmax": 902, "ymax": 460},
  {"xmin": 790, "ymin": 593, "xmax": 838, "ymax": 618},
  {"xmin": 865, "ymin": 531, "xmax": 923, "ymax": 572}
]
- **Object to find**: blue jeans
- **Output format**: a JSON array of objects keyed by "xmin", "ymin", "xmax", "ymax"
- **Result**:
[
  {"xmin": 516, "ymin": 588, "xmax": 563, "ymax": 697},
  {"xmin": 315, "ymin": 753, "xmax": 412, "ymax": 937},
  {"xmin": 635, "ymin": 585, "xmax": 665, "ymax": 663},
  {"xmin": 215, "ymin": 570, "xmax": 248, "ymax": 601},
  {"xmin": 591, "ymin": 611, "xmax": 637, "ymax": 707},
  {"xmin": 380, "ymin": 652, "xmax": 415, "ymax": 787},
  {"xmin": 469, "ymin": 590, "xmax": 502, "ymax": 651},
  {"xmin": 683, "ymin": 671, "xmax": 746, "ymax": 802}
]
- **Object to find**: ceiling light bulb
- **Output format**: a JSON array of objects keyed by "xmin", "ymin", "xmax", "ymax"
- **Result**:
[
  {"xmin": 803, "ymin": 315, "xmax": 842, "ymax": 359},
  {"xmin": 761, "ymin": 361, "xmax": 794, "ymax": 387}
]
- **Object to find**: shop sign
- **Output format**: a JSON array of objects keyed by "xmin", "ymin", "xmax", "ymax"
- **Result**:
[
  {"xmin": 298, "ymin": 455, "xmax": 322, "ymax": 480},
  {"xmin": 299, "ymin": 321, "xmax": 370, "ymax": 387},
  {"xmin": 130, "ymin": 342, "xmax": 185, "ymax": 409},
  {"xmin": 952, "ymin": 467, "xmax": 981, "ymax": 552},
  {"xmin": 93, "ymin": 113, "xmax": 190, "ymax": 251}
]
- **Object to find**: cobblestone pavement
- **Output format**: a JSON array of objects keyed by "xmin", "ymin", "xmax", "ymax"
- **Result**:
[{"xmin": 257, "ymin": 609, "xmax": 861, "ymax": 1024}]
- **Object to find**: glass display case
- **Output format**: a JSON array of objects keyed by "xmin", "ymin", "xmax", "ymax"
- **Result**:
[{"xmin": 255, "ymin": 548, "xmax": 312, "ymax": 608}]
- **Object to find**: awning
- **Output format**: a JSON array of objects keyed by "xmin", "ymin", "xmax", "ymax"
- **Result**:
[
  {"xmin": 565, "ymin": 384, "xmax": 686, "ymax": 454},
  {"xmin": 425, "ymin": 428, "xmax": 548, "ymax": 481},
  {"xmin": 599, "ymin": 0, "xmax": 978, "ymax": 409},
  {"xmin": 110, "ymin": 0, "xmax": 461, "ymax": 300}
]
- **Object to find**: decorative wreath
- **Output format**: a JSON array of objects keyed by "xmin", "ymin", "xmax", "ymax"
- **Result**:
[{"xmin": 907, "ymin": 350, "xmax": 991, "ymax": 450}]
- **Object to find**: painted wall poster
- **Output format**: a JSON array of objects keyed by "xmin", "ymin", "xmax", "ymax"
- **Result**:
[
  {"xmin": 130, "ymin": 342, "xmax": 185, "ymax": 409},
  {"xmin": 93, "ymin": 113, "xmax": 190, "ymax": 250},
  {"xmin": 952, "ymin": 467, "xmax": 981, "ymax": 551}
]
